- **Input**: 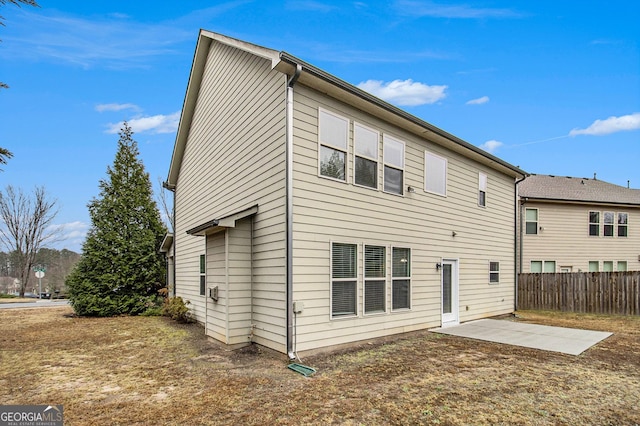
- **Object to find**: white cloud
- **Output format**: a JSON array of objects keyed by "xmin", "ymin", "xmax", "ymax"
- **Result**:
[
  {"xmin": 479, "ymin": 140, "xmax": 503, "ymax": 153},
  {"xmin": 394, "ymin": 1, "xmax": 523, "ymax": 19},
  {"xmin": 107, "ymin": 112, "xmax": 181, "ymax": 135},
  {"xmin": 466, "ymin": 96, "xmax": 489, "ymax": 105},
  {"xmin": 46, "ymin": 221, "xmax": 90, "ymax": 253},
  {"xmin": 357, "ymin": 79, "xmax": 447, "ymax": 106},
  {"xmin": 569, "ymin": 113, "xmax": 640, "ymax": 136},
  {"xmin": 95, "ymin": 103, "xmax": 141, "ymax": 113}
]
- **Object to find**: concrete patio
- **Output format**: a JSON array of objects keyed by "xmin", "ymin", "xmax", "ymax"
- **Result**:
[{"xmin": 430, "ymin": 319, "xmax": 612, "ymax": 355}]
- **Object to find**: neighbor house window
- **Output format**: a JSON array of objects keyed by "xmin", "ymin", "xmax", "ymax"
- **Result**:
[
  {"xmin": 617, "ymin": 261, "xmax": 627, "ymax": 272},
  {"xmin": 331, "ymin": 242, "xmax": 357, "ymax": 317},
  {"xmin": 353, "ymin": 123, "xmax": 379, "ymax": 189},
  {"xmin": 391, "ymin": 247, "xmax": 411, "ymax": 310},
  {"xmin": 603, "ymin": 261, "xmax": 614, "ymax": 272},
  {"xmin": 489, "ymin": 262, "xmax": 500, "ymax": 283},
  {"xmin": 424, "ymin": 151, "xmax": 447, "ymax": 196},
  {"xmin": 589, "ymin": 211, "xmax": 600, "ymax": 236},
  {"xmin": 588, "ymin": 261, "xmax": 599, "ymax": 272},
  {"xmin": 383, "ymin": 135, "xmax": 404, "ymax": 195},
  {"xmin": 364, "ymin": 245, "xmax": 386, "ymax": 314},
  {"xmin": 531, "ymin": 260, "xmax": 555, "ymax": 273},
  {"xmin": 199, "ymin": 254, "xmax": 206, "ymax": 296},
  {"xmin": 618, "ymin": 213, "xmax": 628, "ymax": 237},
  {"xmin": 604, "ymin": 212, "xmax": 614, "ymax": 237},
  {"xmin": 319, "ymin": 109, "xmax": 348, "ymax": 181},
  {"xmin": 478, "ymin": 172, "xmax": 487, "ymax": 207},
  {"xmin": 525, "ymin": 208, "xmax": 538, "ymax": 235}
]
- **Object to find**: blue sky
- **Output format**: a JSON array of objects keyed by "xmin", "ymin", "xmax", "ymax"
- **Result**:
[{"xmin": 1, "ymin": 0, "xmax": 638, "ymax": 252}]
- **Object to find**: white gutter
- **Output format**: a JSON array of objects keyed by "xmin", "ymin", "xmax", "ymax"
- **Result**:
[{"xmin": 286, "ymin": 64, "xmax": 302, "ymax": 360}]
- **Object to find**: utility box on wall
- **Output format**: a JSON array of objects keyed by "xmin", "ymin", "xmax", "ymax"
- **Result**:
[{"xmin": 209, "ymin": 286, "xmax": 219, "ymax": 301}]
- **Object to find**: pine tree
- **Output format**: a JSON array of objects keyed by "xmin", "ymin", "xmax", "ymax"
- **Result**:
[{"xmin": 67, "ymin": 123, "xmax": 167, "ymax": 316}]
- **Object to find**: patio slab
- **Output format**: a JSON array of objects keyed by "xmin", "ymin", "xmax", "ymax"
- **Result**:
[{"xmin": 430, "ymin": 319, "xmax": 612, "ymax": 355}]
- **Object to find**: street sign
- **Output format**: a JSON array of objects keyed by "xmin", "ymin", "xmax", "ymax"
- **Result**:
[{"xmin": 35, "ymin": 270, "xmax": 45, "ymax": 279}]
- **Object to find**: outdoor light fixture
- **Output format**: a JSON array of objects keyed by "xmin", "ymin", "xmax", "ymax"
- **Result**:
[
  {"xmin": 436, "ymin": 263, "xmax": 442, "ymax": 271},
  {"xmin": 407, "ymin": 186, "xmax": 416, "ymax": 193}
]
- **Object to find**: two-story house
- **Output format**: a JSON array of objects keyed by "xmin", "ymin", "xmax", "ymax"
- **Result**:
[
  {"xmin": 165, "ymin": 30, "xmax": 526, "ymax": 357},
  {"xmin": 517, "ymin": 174, "xmax": 640, "ymax": 273}
]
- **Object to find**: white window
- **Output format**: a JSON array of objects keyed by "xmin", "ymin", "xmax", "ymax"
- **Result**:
[
  {"xmin": 199, "ymin": 254, "xmax": 206, "ymax": 296},
  {"xmin": 354, "ymin": 123, "xmax": 379, "ymax": 189},
  {"xmin": 531, "ymin": 260, "xmax": 555, "ymax": 273},
  {"xmin": 589, "ymin": 211, "xmax": 600, "ymax": 236},
  {"xmin": 364, "ymin": 245, "xmax": 386, "ymax": 314},
  {"xmin": 489, "ymin": 262, "xmax": 500, "ymax": 283},
  {"xmin": 604, "ymin": 212, "xmax": 614, "ymax": 237},
  {"xmin": 383, "ymin": 135, "xmax": 404, "ymax": 195},
  {"xmin": 391, "ymin": 247, "xmax": 411, "ymax": 310},
  {"xmin": 424, "ymin": 151, "xmax": 447, "ymax": 196},
  {"xmin": 331, "ymin": 242, "xmax": 358, "ymax": 318},
  {"xmin": 618, "ymin": 213, "xmax": 628, "ymax": 237},
  {"xmin": 617, "ymin": 261, "xmax": 627, "ymax": 272},
  {"xmin": 603, "ymin": 261, "xmax": 613, "ymax": 272},
  {"xmin": 525, "ymin": 208, "xmax": 538, "ymax": 235},
  {"xmin": 588, "ymin": 261, "xmax": 599, "ymax": 272},
  {"xmin": 319, "ymin": 109, "xmax": 348, "ymax": 182},
  {"xmin": 478, "ymin": 172, "xmax": 487, "ymax": 207}
]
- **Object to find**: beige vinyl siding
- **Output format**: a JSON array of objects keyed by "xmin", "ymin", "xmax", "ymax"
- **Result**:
[
  {"xmin": 173, "ymin": 39, "xmax": 287, "ymax": 352},
  {"xmin": 519, "ymin": 201, "xmax": 640, "ymax": 272},
  {"xmin": 291, "ymin": 85, "xmax": 516, "ymax": 352},
  {"xmin": 205, "ymin": 231, "xmax": 226, "ymax": 343}
]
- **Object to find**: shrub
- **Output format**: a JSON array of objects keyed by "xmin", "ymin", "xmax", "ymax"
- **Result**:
[{"xmin": 162, "ymin": 297, "xmax": 192, "ymax": 323}]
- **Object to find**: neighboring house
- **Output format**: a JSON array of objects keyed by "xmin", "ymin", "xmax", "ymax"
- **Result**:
[
  {"xmin": 517, "ymin": 174, "xmax": 640, "ymax": 273},
  {"xmin": 164, "ymin": 30, "xmax": 526, "ymax": 357}
]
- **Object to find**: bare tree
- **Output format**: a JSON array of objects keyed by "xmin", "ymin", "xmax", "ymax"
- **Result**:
[{"xmin": 0, "ymin": 185, "xmax": 61, "ymax": 296}]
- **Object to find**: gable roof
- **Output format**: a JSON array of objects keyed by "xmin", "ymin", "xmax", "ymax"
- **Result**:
[
  {"xmin": 518, "ymin": 174, "xmax": 640, "ymax": 206},
  {"xmin": 166, "ymin": 30, "xmax": 526, "ymax": 186}
]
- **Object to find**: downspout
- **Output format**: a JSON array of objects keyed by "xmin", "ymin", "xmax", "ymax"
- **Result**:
[
  {"xmin": 514, "ymin": 177, "xmax": 527, "ymax": 312},
  {"xmin": 286, "ymin": 64, "xmax": 302, "ymax": 360}
]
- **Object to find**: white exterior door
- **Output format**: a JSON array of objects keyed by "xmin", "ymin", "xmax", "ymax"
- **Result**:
[{"xmin": 441, "ymin": 259, "xmax": 459, "ymax": 326}]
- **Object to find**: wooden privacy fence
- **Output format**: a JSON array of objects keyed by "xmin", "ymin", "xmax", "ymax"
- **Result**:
[{"xmin": 518, "ymin": 272, "xmax": 640, "ymax": 315}]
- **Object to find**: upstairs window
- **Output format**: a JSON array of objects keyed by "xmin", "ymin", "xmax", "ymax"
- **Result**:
[
  {"xmin": 383, "ymin": 135, "xmax": 404, "ymax": 195},
  {"xmin": 589, "ymin": 211, "xmax": 600, "ymax": 236},
  {"xmin": 604, "ymin": 212, "xmax": 614, "ymax": 237},
  {"xmin": 391, "ymin": 247, "xmax": 411, "ymax": 310},
  {"xmin": 618, "ymin": 213, "xmax": 628, "ymax": 237},
  {"xmin": 354, "ymin": 123, "xmax": 379, "ymax": 189},
  {"xmin": 331, "ymin": 242, "xmax": 357, "ymax": 318},
  {"xmin": 588, "ymin": 261, "xmax": 599, "ymax": 272},
  {"xmin": 525, "ymin": 208, "xmax": 538, "ymax": 235},
  {"xmin": 424, "ymin": 151, "xmax": 447, "ymax": 196},
  {"xmin": 319, "ymin": 109, "xmax": 348, "ymax": 181},
  {"xmin": 478, "ymin": 172, "xmax": 487, "ymax": 207},
  {"xmin": 617, "ymin": 261, "xmax": 627, "ymax": 272},
  {"xmin": 364, "ymin": 245, "xmax": 386, "ymax": 314},
  {"xmin": 603, "ymin": 261, "xmax": 614, "ymax": 272}
]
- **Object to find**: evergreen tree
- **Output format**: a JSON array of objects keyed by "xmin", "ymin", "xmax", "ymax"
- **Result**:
[{"xmin": 67, "ymin": 123, "xmax": 167, "ymax": 316}]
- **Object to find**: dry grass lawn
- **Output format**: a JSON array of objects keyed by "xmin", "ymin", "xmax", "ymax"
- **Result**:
[{"xmin": 1, "ymin": 306, "xmax": 638, "ymax": 425}]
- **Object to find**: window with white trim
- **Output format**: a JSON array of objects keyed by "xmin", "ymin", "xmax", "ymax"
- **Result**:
[
  {"xmin": 319, "ymin": 109, "xmax": 348, "ymax": 181},
  {"xmin": 331, "ymin": 242, "xmax": 357, "ymax": 317},
  {"xmin": 617, "ymin": 261, "xmax": 627, "ymax": 272},
  {"xmin": 525, "ymin": 208, "xmax": 538, "ymax": 235},
  {"xmin": 604, "ymin": 211, "xmax": 614, "ymax": 237},
  {"xmin": 354, "ymin": 123, "xmax": 379, "ymax": 189},
  {"xmin": 603, "ymin": 261, "xmax": 614, "ymax": 272},
  {"xmin": 531, "ymin": 260, "xmax": 555, "ymax": 273},
  {"xmin": 383, "ymin": 135, "xmax": 404, "ymax": 195},
  {"xmin": 489, "ymin": 262, "xmax": 500, "ymax": 283},
  {"xmin": 391, "ymin": 247, "xmax": 411, "ymax": 310},
  {"xmin": 424, "ymin": 151, "xmax": 447, "ymax": 196},
  {"xmin": 618, "ymin": 213, "xmax": 628, "ymax": 237},
  {"xmin": 478, "ymin": 172, "xmax": 487, "ymax": 207},
  {"xmin": 588, "ymin": 261, "xmax": 599, "ymax": 272},
  {"xmin": 364, "ymin": 245, "xmax": 386, "ymax": 314},
  {"xmin": 199, "ymin": 254, "xmax": 206, "ymax": 296},
  {"xmin": 589, "ymin": 211, "xmax": 600, "ymax": 236}
]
